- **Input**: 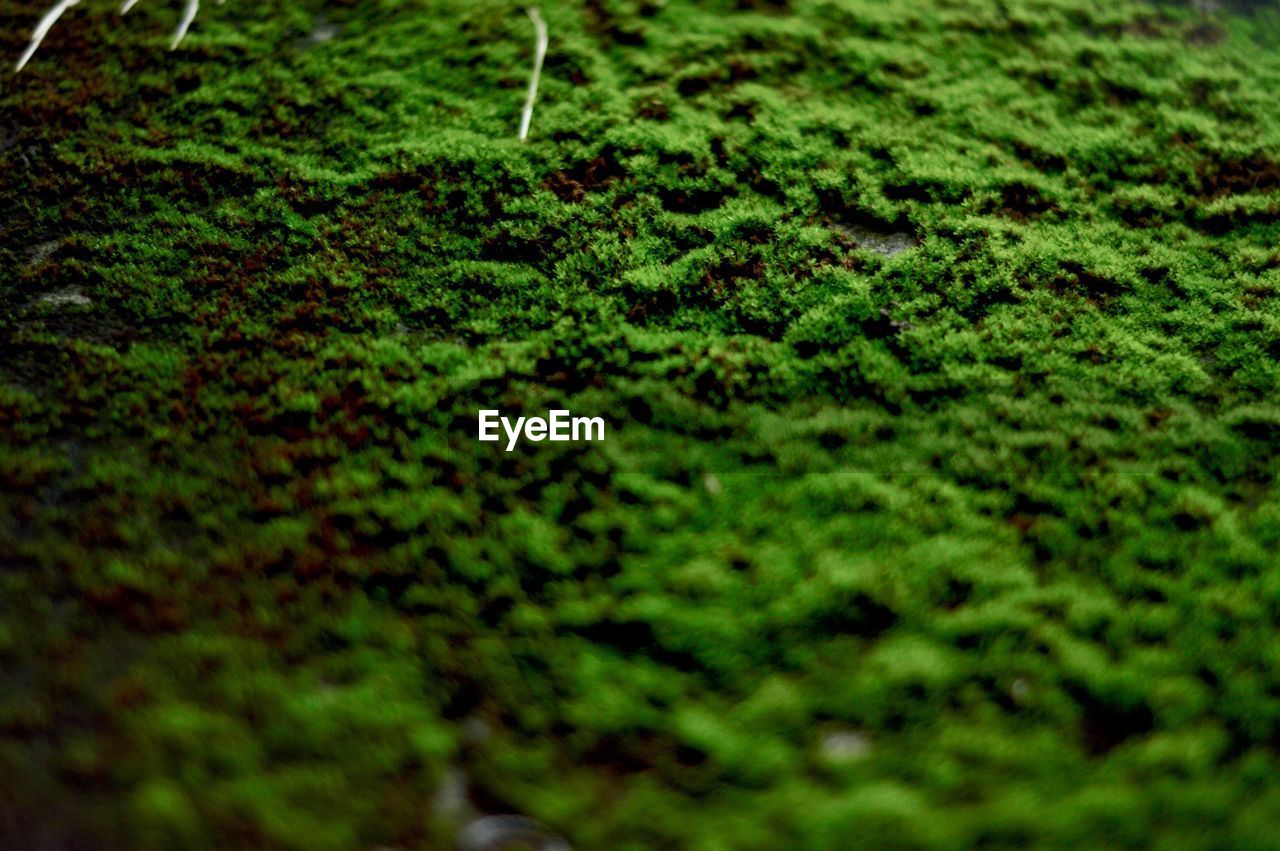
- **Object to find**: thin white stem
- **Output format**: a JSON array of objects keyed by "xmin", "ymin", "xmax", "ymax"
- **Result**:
[
  {"xmin": 15, "ymin": 0, "xmax": 81, "ymax": 72},
  {"xmin": 518, "ymin": 7, "xmax": 548, "ymax": 142},
  {"xmin": 170, "ymin": 0, "xmax": 198, "ymax": 49},
  {"xmin": 119, "ymin": 0, "xmax": 140, "ymax": 14}
]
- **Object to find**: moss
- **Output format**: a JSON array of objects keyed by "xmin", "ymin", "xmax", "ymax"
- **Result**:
[{"xmin": 4, "ymin": 0, "xmax": 1280, "ymax": 847}]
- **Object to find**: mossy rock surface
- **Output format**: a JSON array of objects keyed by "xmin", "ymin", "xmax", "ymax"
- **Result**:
[{"xmin": 5, "ymin": 0, "xmax": 1280, "ymax": 847}]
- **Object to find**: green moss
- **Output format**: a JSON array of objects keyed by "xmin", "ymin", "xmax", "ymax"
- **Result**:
[{"xmin": 4, "ymin": 0, "xmax": 1280, "ymax": 846}]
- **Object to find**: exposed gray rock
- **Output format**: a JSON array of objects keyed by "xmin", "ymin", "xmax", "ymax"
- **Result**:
[
  {"xmin": 35, "ymin": 286, "xmax": 91, "ymax": 308},
  {"xmin": 457, "ymin": 815, "xmax": 570, "ymax": 851},
  {"xmin": 819, "ymin": 729, "xmax": 872, "ymax": 762},
  {"xmin": 836, "ymin": 224, "xmax": 918, "ymax": 258}
]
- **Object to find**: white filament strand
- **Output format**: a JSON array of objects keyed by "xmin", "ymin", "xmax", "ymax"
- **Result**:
[
  {"xmin": 15, "ymin": 0, "xmax": 81, "ymax": 72},
  {"xmin": 170, "ymin": 0, "xmax": 198, "ymax": 49},
  {"xmin": 518, "ymin": 7, "xmax": 547, "ymax": 142}
]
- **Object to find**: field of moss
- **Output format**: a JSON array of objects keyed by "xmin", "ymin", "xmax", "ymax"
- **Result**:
[{"xmin": 4, "ymin": 0, "xmax": 1280, "ymax": 847}]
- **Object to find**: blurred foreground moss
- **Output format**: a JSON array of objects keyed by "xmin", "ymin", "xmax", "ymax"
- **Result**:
[{"xmin": 5, "ymin": 0, "xmax": 1280, "ymax": 847}]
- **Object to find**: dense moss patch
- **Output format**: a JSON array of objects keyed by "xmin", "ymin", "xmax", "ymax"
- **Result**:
[{"xmin": 4, "ymin": 0, "xmax": 1280, "ymax": 847}]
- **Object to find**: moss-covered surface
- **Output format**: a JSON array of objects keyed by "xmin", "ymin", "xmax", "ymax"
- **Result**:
[{"xmin": 5, "ymin": 0, "xmax": 1280, "ymax": 847}]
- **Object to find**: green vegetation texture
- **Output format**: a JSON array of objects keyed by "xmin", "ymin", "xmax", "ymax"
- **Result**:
[{"xmin": 4, "ymin": 0, "xmax": 1280, "ymax": 847}]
